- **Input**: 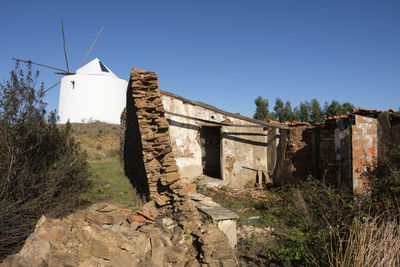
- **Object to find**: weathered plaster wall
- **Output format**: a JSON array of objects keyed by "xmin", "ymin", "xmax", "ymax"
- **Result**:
[
  {"xmin": 161, "ymin": 94, "xmax": 279, "ymax": 188},
  {"xmin": 351, "ymin": 115, "xmax": 377, "ymax": 194},
  {"xmin": 221, "ymin": 126, "xmax": 271, "ymax": 188},
  {"xmin": 267, "ymin": 128, "xmax": 280, "ymax": 174}
]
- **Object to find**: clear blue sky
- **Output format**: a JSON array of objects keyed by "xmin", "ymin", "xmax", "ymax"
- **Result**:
[{"xmin": 1, "ymin": 0, "xmax": 399, "ymax": 117}]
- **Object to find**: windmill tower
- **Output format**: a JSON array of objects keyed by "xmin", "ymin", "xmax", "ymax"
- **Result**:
[
  {"xmin": 58, "ymin": 58, "xmax": 127, "ymax": 124},
  {"xmin": 13, "ymin": 21, "xmax": 127, "ymax": 124}
]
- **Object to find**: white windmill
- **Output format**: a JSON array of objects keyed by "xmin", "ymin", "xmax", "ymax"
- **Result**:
[{"xmin": 13, "ymin": 21, "xmax": 128, "ymax": 124}]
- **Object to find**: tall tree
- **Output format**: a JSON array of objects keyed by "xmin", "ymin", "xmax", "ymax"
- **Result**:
[
  {"xmin": 274, "ymin": 98, "xmax": 285, "ymax": 122},
  {"xmin": 311, "ymin": 99, "xmax": 323, "ymax": 123},
  {"xmin": 299, "ymin": 101, "xmax": 311, "ymax": 122},
  {"xmin": 324, "ymin": 100, "xmax": 341, "ymax": 117},
  {"xmin": 341, "ymin": 102, "xmax": 354, "ymax": 114},
  {"xmin": 283, "ymin": 101, "xmax": 294, "ymax": 122},
  {"xmin": 324, "ymin": 100, "xmax": 354, "ymax": 117},
  {"xmin": 253, "ymin": 96, "xmax": 270, "ymax": 121},
  {"xmin": 292, "ymin": 106, "xmax": 300, "ymax": 121}
]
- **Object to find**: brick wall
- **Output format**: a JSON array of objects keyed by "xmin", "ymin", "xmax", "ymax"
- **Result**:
[{"xmin": 351, "ymin": 115, "xmax": 377, "ymax": 194}]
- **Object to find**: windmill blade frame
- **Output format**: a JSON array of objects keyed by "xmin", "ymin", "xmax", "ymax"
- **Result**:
[
  {"xmin": 43, "ymin": 80, "xmax": 61, "ymax": 94},
  {"xmin": 79, "ymin": 26, "xmax": 104, "ymax": 69},
  {"xmin": 61, "ymin": 20, "xmax": 70, "ymax": 73},
  {"xmin": 12, "ymin": 58, "xmax": 69, "ymax": 73}
]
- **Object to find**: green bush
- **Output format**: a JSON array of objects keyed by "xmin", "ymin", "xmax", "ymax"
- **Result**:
[
  {"xmin": 0, "ymin": 63, "xmax": 90, "ymax": 259},
  {"xmin": 260, "ymin": 179, "xmax": 355, "ymax": 266},
  {"xmin": 365, "ymin": 151, "xmax": 400, "ymax": 216}
]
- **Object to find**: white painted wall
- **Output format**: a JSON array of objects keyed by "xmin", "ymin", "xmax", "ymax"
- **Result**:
[
  {"xmin": 161, "ymin": 94, "xmax": 273, "ymax": 188},
  {"xmin": 58, "ymin": 58, "xmax": 128, "ymax": 124}
]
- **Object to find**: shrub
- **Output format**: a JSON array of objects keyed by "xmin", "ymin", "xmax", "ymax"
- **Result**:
[
  {"xmin": 262, "ymin": 179, "xmax": 355, "ymax": 266},
  {"xmin": 365, "ymin": 150, "xmax": 400, "ymax": 216},
  {"xmin": 0, "ymin": 63, "xmax": 90, "ymax": 259},
  {"xmin": 330, "ymin": 216, "xmax": 400, "ymax": 266}
]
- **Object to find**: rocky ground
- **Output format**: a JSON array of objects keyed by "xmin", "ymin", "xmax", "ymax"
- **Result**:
[{"xmin": 1, "ymin": 202, "xmax": 236, "ymax": 267}]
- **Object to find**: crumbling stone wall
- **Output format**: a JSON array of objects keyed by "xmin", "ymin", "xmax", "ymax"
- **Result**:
[
  {"xmin": 124, "ymin": 69, "xmax": 188, "ymax": 208},
  {"xmin": 286, "ymin": 125, "xmax": 314, "ymax": 179},
  {"xmin": 274, "ymin": 125, "xmax": 314, "ymax": 185}
]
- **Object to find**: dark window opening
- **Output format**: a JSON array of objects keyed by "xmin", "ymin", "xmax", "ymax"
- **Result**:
[
  {"xmin": 200, "ymin": 126, "xmax": 221, "ymax": 178},
  {"xmin": 71, "ymin": 80, "xmax": 75, "ymax": 89},
  {"xmin": 99, "ymin": 61, "xmax": 109, "ymax": 72}
]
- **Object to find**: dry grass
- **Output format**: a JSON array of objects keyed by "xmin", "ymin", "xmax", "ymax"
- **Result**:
[
  {"xmin": 330, "ymin": 216, "xmax": 400, "ymax": 267},
  {"xmin": 67, "ymin": 122, "xmax": 121, "ymax": 162}
]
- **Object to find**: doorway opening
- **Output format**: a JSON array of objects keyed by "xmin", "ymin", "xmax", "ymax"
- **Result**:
[{"xmin": 200, "ymin": 126, "xmax": 221, "ymax": 179}]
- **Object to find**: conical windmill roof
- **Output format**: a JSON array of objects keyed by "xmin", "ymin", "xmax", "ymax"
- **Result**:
[{"xmin": 75, "ymin": 58, "xmax": 118, "ymax": 78}]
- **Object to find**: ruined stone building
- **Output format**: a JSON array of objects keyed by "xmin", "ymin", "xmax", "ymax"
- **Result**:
[
  {"xmin": 121, "ymin": 67, "xmax": 399, "ymax": 198},
  {"xmin": 122, "ymin": 68, "xmax": 289, "ymax": 197},
  {"xmin": 285, "ymin": 109, "xmax": 400, "ymax": 193}
]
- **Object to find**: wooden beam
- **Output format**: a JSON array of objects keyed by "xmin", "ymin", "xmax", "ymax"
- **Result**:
[
  {"xmin": 160, "ymin": 90, "xmax": 289, "ymax": 130},
  {"xmin": 164, "ymin": 111, "xmax": 284, "ymax": 130}
]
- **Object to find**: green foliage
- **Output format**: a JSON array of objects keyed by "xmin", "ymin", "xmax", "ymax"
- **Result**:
[
  {"xmin": 254, "ymin": 96, "xmax": 355, "ymax": 124},
  {"xmin": 207, "ymin": 179, "xmax": 356, "ymax": 266},
  {"xmin": 324, "ymin": 100, "xmax": 355, "ymax": 117},
  {"xmin": 253, "ymin": 96, "xmax": 275, "ymax": 121},
  {"xmin": 299, "ymin": 101, "xmax": 311, "ymax": 122},
  {"xmin": 259, "ymin": 179, "xmax": 355, "ymax": 265},
  {"xmin": 283, "ymin": 101, "xmax": 295, "ymax": 122},
  {"xmin": 0, "ymin": 63, "xmax": 90, "ymax": 259},
  {"xmin": 273, "ymin": 98, "xmax": 285, "ymax": 122},
  {"xmin": 292, "ymin": 106, "xmax": 300, "ymax": 122},
  {"xmin": 310, "ymin": 99, "xmax": 323, "ymax": 123},
  {"xmin": 363, "ymin": 150, "xmax": 400, "ymax": 216}
]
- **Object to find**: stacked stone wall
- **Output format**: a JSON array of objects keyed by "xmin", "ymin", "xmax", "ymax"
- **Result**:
[{"xmin": 126, "ymin": 69, "xmax": 188, "ymax": 209}]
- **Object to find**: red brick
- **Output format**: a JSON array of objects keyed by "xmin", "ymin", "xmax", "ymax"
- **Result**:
[
  {"xmin": 367, "ymin": 147, "xmax": 376, "ymax": 154},
  {"xmin": 132, "ymin": 215, "xmax": 146, "ymax": 222},
  {"xmin": 359, "ymin": 139, "xmax": 370, "ymax": 146},
  {"xmin": 352, "ymin": 149, "xmax": 365, "ymax": 158},
  {"xmin": 357, "ymin": 117, "xmax": 367, "ymax": 124},
  {"xmin": 181, "ymin": 182, "xmax": 196, "ymax": 193}
]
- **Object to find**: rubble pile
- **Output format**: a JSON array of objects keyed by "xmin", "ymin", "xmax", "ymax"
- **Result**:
[{"xmin": 1, "ymin": 203, "xmax": 236, "ymax": 267}]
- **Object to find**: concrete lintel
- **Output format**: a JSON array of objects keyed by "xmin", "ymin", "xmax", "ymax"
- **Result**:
[{"xmin": 196, "ymin": 204, "xmax": 239, "ymax": 221}]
